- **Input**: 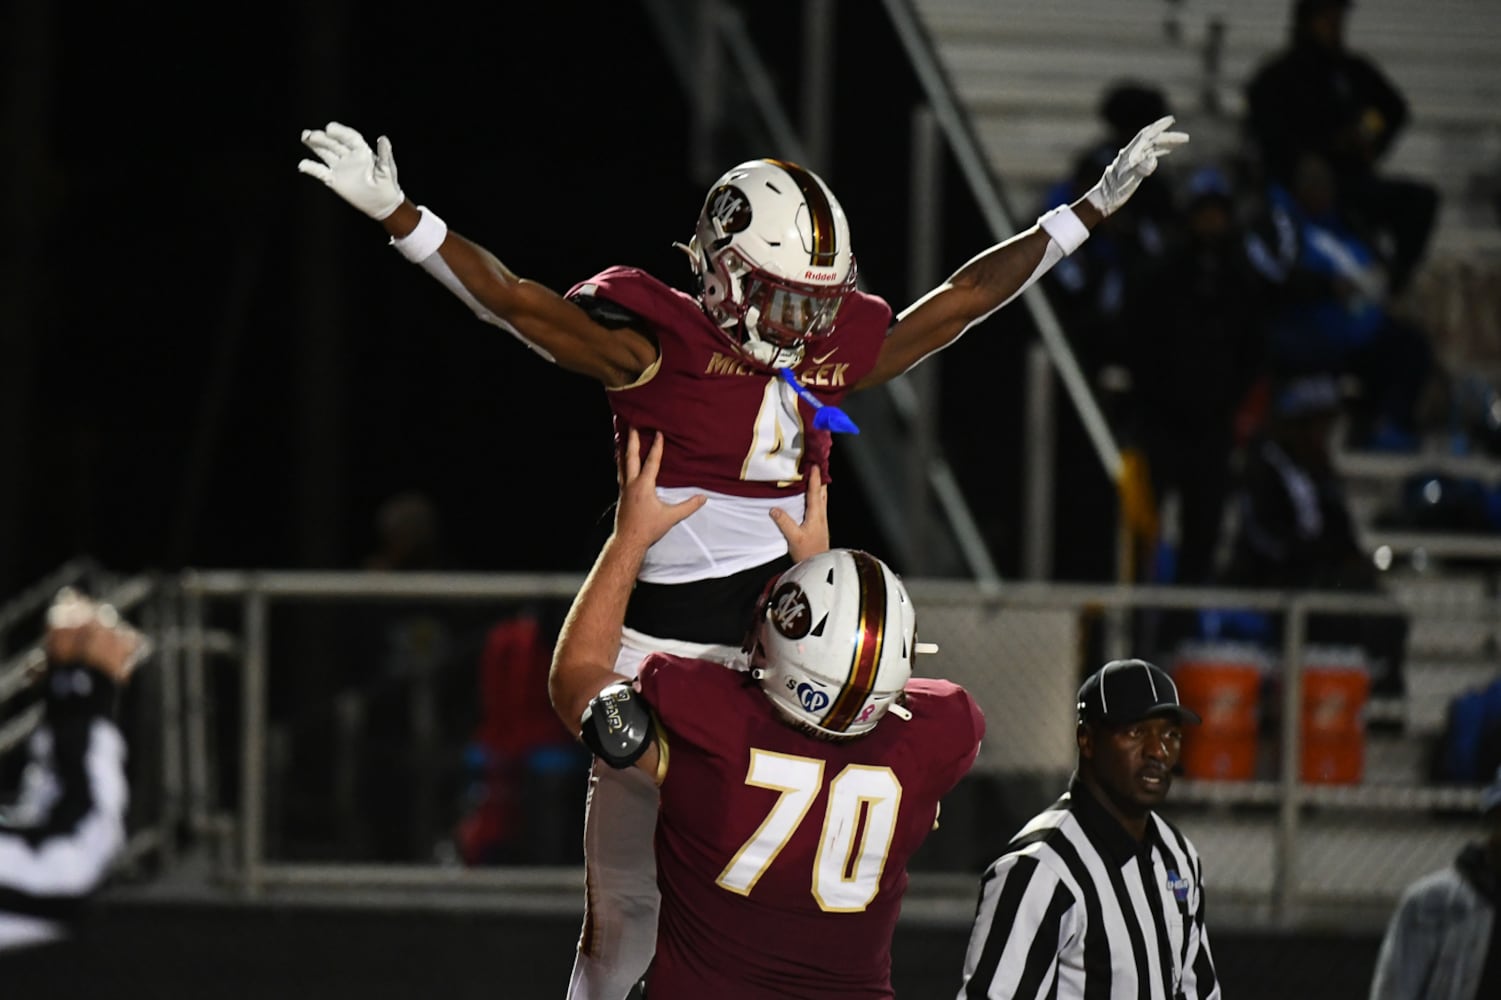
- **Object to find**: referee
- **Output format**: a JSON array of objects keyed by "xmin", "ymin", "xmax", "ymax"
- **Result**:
[{"xmin": 956, "ymin": 658, "xmax": 1221, "ymax": 999}]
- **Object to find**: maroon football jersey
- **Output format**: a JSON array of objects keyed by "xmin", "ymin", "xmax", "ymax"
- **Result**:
[
  {"xmin": 567, "ymin": 267, "xmax": 893, "ymax": 499},
  {"xmin": 637, "ymin": 655, "xmax": 985, "ymax": 999}
]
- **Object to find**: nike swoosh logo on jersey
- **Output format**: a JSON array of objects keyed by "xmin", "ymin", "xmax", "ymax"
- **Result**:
[{"xmin": 810, "ymin": 349, "xmax": 839, "ymax": 364}]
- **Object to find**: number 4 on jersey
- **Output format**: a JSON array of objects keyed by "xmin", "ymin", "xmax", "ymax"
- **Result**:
[
  {"xmin": 716, "ymin": 748, "xmax": 903, "ymax": 912},
  {"xmin": 740, "ymin": 378, "xmax": 804, "ymax": 483}
]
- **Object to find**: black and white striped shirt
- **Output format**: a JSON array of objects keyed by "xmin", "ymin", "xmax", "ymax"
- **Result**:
[
  {"xmin": 957, "ymin": 777, "xmax": 1220, "ymax": 999},
  {"xmin": 1, "ymin": 664, "xmax": 129, "ymax": 952}
]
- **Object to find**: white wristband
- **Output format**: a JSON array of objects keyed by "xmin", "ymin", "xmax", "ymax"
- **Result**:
[
  {"xmin": 391, "ymin": 206, "xmax": 448, "ymax": 263},
  {"xmin": 1037, "ymin": 205, "xmax": 1090, "ymax": 256}
]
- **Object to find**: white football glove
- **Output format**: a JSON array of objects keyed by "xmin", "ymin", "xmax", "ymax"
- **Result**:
[
  {"xmin": 1086, "ymin": 115, "xmax": 1190, "ymax": 217},
  {"xmin": 298, "ymin": 121, "xmax": 405, "ymax": 221}
]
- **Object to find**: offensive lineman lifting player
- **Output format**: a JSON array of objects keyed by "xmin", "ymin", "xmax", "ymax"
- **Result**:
[
  {"xmin": 298, "ymin": 114, "xmax": 1186, "ymax": 998},
  {"xmin": 550, "ymin": 428, "xmax": 984, "ymax": 998}
]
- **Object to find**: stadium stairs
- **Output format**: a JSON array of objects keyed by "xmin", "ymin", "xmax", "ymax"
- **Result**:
[{"xmin": 912, "ymin": 0, "xmax": 1501, "ymax": 931}]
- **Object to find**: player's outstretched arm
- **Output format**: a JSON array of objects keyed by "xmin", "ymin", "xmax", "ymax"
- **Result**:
[
  {"xmin": 856, "ymin": 116, "xmax": 1187, "ymax": 390},
  {"xmin": 298, "ymin": 122, "xmax": 657, "ymax": 388},
  {"xmin": 548, "ymin": 430, "xmax": 706, "ymax": 738}
]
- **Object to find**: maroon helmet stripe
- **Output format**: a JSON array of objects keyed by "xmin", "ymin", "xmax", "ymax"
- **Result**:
[
  {"xmin": 765, "ymin": 158, "xmax": 837, "ymax": 268},
  {"xmin": 822, "ymin": 551, "xmax": 887, "ymax": 732}
]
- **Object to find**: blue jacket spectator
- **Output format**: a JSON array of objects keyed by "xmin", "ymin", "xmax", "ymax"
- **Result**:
[
  {"xmin": 1246, "ymin": 152, "xmax": 1434, "ymax": 449},
  {"xmin": 1245, "ymin": 0, "xmax": 1439, "ymax": 296}
]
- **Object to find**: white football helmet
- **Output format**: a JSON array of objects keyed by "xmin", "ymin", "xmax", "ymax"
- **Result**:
[
  {"xmin": 681, "ymin": 158, "xmax": 858, "ymax": 369},
  {"xmin": 749, "ymin": 549, "xmax": 915, "ymax": 739}
]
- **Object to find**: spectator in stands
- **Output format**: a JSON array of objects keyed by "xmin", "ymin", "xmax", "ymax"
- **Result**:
[
  {"xmin": 362, "ymin": 490, "xmax": 444, "ymax": 572},
  {"xmin": 1218, "ymin": 374, "xmax": 1367, "ymax": 588},
  {"xmin": 1246, "ymin": 150, "xmax": 1435, "ymax": 450},
  {"xmin": 1, "ymin": 588, "xmax": 149, "ymax": 952},
  {"xmin": 1043, "ymin": 82, "xmax": 1180, "ymax": 381},
  {"xmin": 1218, "ymin": 374, "xmax": 1410, "ymax": 695},
  {"xmin": 1368, "ymin": 763, "xmax": 1501, "ymax": 999},
  {"xmin": 1245, "ymin": 0, "xmax": 1439, "ymax": 298},
  {"xmin": 344, "ymin": 489, "xmax": 470, "ymax": 862},
  {"xmin": 1124, "ymin": 165, "xmax": 1269, "ymax": 589}
]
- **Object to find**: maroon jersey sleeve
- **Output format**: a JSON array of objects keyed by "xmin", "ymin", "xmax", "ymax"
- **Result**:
[
  {"xmin": 637, "ymin": 651, "xmax": 756, "ymax": 751},
  {"xmin": 567, "ymin": 267, "xmax": 893, "ymax": 498},
  {"xmin": 900, "ymin": 677, "xmax": 986, "ymax": 797}
]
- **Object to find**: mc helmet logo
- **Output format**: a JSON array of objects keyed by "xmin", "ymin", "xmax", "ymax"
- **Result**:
[
  {"xmin": 768, "ymin": 582, "xmax": 812, "ymax": 639},
  {"xmin": 708, "ymin": 185, "xmax": 751, "ymax": 236}
]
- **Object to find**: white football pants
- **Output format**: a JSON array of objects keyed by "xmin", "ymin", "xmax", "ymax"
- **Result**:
[{"xmin": 565, "ymin": 628, "xmax": 741, "ymax": 1000}]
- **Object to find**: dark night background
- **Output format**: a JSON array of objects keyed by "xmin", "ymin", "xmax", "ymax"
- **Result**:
[
  {"xmin": 1, "ymin": 0, "xmax": 1116, "ymax": 596},
  {"xmin": 0, "ymin": 7, "xmax": 1398, "ymax": 997}
]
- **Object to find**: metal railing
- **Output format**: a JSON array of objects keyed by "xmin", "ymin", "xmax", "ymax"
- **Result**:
[
  {"xmin": 3, "ymin": 561, "xmax": 1491, "ymax": 926},
  {"xmin": 173, "ymin": 569, "xmax": 587, "ymax": 896},
  {"xmin": 0, "ymin": 556, "xmax": 100, "ymax": 658},
  {"xmin": 74, "ymin": 567, "xmax": 1475, "ymax": 927}
]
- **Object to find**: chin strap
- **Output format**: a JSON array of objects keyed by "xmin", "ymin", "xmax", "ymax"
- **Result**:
[{"xmin": 778, "ymin": 368, "xmax": 860, "ymax": 434}]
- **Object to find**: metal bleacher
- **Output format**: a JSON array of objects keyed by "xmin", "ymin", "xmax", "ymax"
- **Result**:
[
  {"xmin": 912, "ymin": 0, "xmax": 1501, "ymax": 256},
  {"xmin": 909, "ymin": 0, "xmax": 1501, "ymax": 929}
]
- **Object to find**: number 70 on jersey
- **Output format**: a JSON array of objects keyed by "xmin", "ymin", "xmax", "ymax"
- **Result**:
[{"xmin": 716, "ymin": 749, "xmax": 903, "ymax": 912}]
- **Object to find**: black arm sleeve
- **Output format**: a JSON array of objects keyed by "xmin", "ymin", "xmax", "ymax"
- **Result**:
[{"xmin": 580, "ymin": 683, "xmax": 655, "ymax": 769}]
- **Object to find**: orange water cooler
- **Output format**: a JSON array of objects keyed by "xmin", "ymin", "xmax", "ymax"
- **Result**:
[
  {"xmin": 1299, "ymin": 645, "xmax": 1370, "ymax": 785},
  {"xmin": 1172, "ymin": 643, "xmax": 1269, "ymax": 781}
]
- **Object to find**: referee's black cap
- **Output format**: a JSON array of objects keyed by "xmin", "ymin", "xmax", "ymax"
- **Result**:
[{"xmin": 1077, "ymin": 659, "xmax": 1202, "ymax": 726}]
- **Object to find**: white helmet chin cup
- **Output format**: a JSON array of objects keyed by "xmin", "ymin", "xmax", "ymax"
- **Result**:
[
  {"xmin": 688, "ymin": 159, "xmax": 857, "ymax": 367},
  {"xmin": 751, "ymin": 549, "xmax": 915, "ymax": 738}
]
